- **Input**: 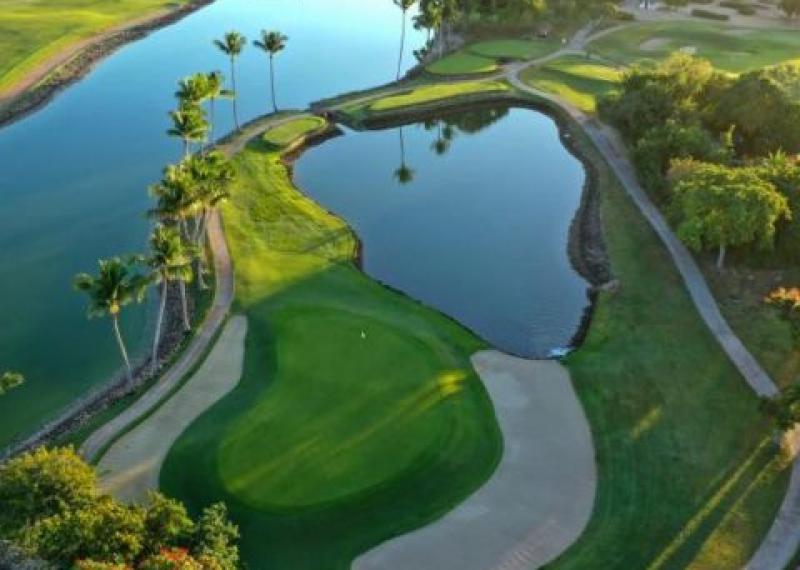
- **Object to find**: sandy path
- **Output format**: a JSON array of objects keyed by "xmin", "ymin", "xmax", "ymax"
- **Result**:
[
  {"xmin": 97, "ymin": 315, "xmax": 247, "ymax": 503},
  {"xmin": 354, "ymin": 350, "xmax": 596, "ymax": 570}
]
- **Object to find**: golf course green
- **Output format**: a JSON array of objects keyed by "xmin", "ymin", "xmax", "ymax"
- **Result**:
[{"xmin": 161, "ymin": 119, "xmax": 502, "ymax": 567}]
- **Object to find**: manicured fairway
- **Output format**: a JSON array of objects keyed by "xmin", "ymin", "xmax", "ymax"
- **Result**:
[
  {"xmin": 426, "ymin": 51, "xmax": 499, "ymax": 76},
  {"xmin": 521, "ymin": 55, "xmax": 622, "ymax": 112},
  {"xmin": 547, "ymin": 110, "xmax": 789, "ymax": 569},
  {"xmin": 0, "ymin": 0, "xmax": 187, "ymax": 92},
  {"xmin": 588, "ymin": 21, "xmax": 800, "ymax": 73},
  {"xmin": 261, "ymin": 116, "xmax": 327, "ymax": 147},
  {"xmin": 469, "ymin": 38, "xmax": 558, "ymax": 60},
  {"xmin": 364, "ymin": 80, "xmax": 510, "ymax": 112},
  {"xmin": 161, "ymin": 119, "xmax": 502, "ymax": 568}
]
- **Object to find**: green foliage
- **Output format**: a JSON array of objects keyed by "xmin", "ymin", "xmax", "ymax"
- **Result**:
[
  {"xmin": 0, "ymin": 448, "xmax": 238, "ymax": 569},
  {"xmin": 671, "ymin": 161, "xmax": 790, "ymax": 260},
  {"xmin": 690, "ymin": 8, "xmax": 731, "ymax": 20},
  {"xmin": 0, "ymin": 371, "xmax": 24, "ymax": 395},
  {"xmin": 0, "ymin": 447, "xmax": 96, "ymax": 536}
]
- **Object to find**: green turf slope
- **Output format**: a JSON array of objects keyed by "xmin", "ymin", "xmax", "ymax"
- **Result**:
[{"xmin": 160, "ymin": 122, "xmax": 501, "ymax": 569}]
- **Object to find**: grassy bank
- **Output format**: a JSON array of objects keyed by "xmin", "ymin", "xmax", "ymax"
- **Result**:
[
  {"xmin": 161, "ymin": 119, "xmax": 502, "ymax": 568},
  {"xmin": 520, "ymin": 55, "xmax": 622, "ymax": 112},
  {"xmin": 0, "ymin": 0, "xmax": 193, "ymax": 93},
  {"xmin": 544, "ymin": 100, "xmax": 789, "ymax": 569}
]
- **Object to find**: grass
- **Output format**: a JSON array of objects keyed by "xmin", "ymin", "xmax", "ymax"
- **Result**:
[
  {"xmin": 426, "ymin": 51, "xmax": 499, "ymax": 76},
  {"xmin": 360, "ymin": 80, "xmax": 509, "ymax": 113},
  {"xmin": 161, "ymin": 134, "xmax": 502, "ymax": 568},
  {"xmin": 261, "ymin": 116, "xmax": 328, "ymax": 148},
  {"xmin": 520, "ymin": 55, "xmax": 622, "ymax": 112},
  {"xmin": 538, "ymin": 99, "xmax": 790, "ymax": 569},
  {"xmin": 0, "ymin": 0, "xmax": 189, "ymax": 93},
  {"xmin": 588, "ymin": 21, "xmax": 800, "ymax": 73},
  {"xmin": 468, "ymin": 38, "xmax": 559, "ymax": 60}
]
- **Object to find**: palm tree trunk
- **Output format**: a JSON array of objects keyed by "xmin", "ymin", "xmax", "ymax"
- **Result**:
[
  {"xmin": 112, "ymin": 315, "xmax": 133, "ymax": 384},
  {"xmin": 195, "ymin": 209, "xmax": 209, "ymax": 290},
  {"xmin": 397, "ymin": 10, "xmax": 407, "ymax": 79},
  {"xmin": 151, "ymin": 279, "xmax": 168, "ymax": 374},
  {"xmin": 178, "ymin": 280, "xmax": 191, "ymax": 331},
  {"xmin": 270, "ymin": 55, "xmax": 278, "ymax": 113},
  {"xmin": 230, "ymin": 57, "xmax": 240, "ymax": 130},
  {"xmin": 717, "ymin": 244, "xmax": 727, "ymax": 270},
  {"xmin": 183, "ymin": 138, "xmax": 190, "ymax": 158}
]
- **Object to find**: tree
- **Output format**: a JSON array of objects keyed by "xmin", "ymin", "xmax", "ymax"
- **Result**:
[
  {"xmin": 191, "ymin": 504, "xmax": 239, "ymax": 570},
  {"xmin": 253, "ymin": 30, "xmax": 288, "ymax": 113},
  {"xmin": 175, "ymin": 74, "xmax": 209, "ymax": 108},
  {"xmin": 0, "ymin": 447, "xmax": 96, "ymax": 537},
  {"xmin": 393, "ymin": 0, "xmax": 417, "ymax": 79},
  {"xmin": 0, "ymin": 371, "xmax": 23, "ymax": 395},
  {"xmin": 393, "ymin": 127, "xmax": 415, "ymax": 184},
  {"xmin": 781, "ymin": 0, "xmax": 800, "ymax": 17},
  {"xmin": 204, "ymin": 71, "xmax": 232, "ymax": 146},
  {"xmin": 213, "ymin": 32, "xmax": 247, "ymax": 130},
  {"xmin": 149, "ymin": 163, "xmax": 201, "ymax": 240},
  {"xmin": 146, "ymin": 225, "xmax": 194, "ymax": 371},
  {"xmin": 142, "ymin": 493, "xmax": 194, "ymax": 556},
  {"xmin": 670, "ymin": 162, "xmax": 791, "ymax": 269},
  {"xmin": 74, "ymin": 258, "xmax": 149, "ymax": 384},
  {"xmin": 168, "ymin": 106, "xmax": 209, "ymax": 158}
]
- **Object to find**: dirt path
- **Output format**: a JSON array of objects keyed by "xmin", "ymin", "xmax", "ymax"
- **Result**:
[
  {"xmin": 97, "ymin": 315, "xmax": 247, "ymax": 503},
  {"xmin": 354, "ymin": 350, "xmax": 595, "ymax": 570}
]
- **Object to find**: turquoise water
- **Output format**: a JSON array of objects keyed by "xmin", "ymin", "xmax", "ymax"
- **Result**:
[
  {"xmin": 0, "ymin": 0, "xmax": 425, "ymax": 447},
  {"xmin": 295, "ymin": 106, "xmax": 590, "ymax": 357}
]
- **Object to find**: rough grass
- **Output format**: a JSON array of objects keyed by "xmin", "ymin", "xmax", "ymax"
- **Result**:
[
  {"xmin": 520, "ymin": 55, "xmax": 622, "ymax": 112},
  {"xmin": 160, "ymin": 135, "xmax": 501, "ymax": 569},
  {"xmin": 546, "ymin": 107, "xmax": 789, "ymax": 569},
  {"xmin": 261, "ymin": 116, "xmax": 327, "ymax": 147},
  {"xmin": 426, "ymin": 51, "xmax": 499, "ymax": 75},
  {"xmin": 0, "ymin": 0, "xmax": 186, "ymax": 93},
  {"xmin": 587, "ymin": 21, "xmax": 800, "ymax": 73},
  {"xmin": 468, "ymin": 38, "xmax": 558, "ymax": 60}
]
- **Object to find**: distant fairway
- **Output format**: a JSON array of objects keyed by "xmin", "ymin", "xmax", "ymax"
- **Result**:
[
  {"xmin": 588, "ymin": 21, "xmax": 800, "ymax": 73},
  {"xmin": 0, "ymin": 0, "xmax": 187, "ymax": 93},
  {"xmin": 161, "ymin": 119, "xmax": 501, "ymax": 568}
]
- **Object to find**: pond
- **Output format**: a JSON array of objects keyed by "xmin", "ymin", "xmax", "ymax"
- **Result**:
[
  {"xmin": 295, "ymin": 106, "xmax": 590, "ymax": 357},
  {"xmin": 0, "ymin": 0, "xmax": 425, "ymax": 447}
]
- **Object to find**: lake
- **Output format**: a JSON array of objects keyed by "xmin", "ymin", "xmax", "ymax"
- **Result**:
[{"xmin": 295, "ymin": 105, "xmax": 590, "ymax": 357}]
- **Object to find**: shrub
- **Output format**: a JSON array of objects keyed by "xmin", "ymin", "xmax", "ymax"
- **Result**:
[{"xmin": 691, "ymin": 8, "xmax": 731, "ymax": 19}]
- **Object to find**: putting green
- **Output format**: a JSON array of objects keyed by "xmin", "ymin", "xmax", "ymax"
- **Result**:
[
  {"xmin": 161, "ymin": 120, "xmax": 501, "ymax": 568},
  {"xmin": 469, "ymin": 39, "xmax": 558, "ymax": 60},
  {"xmin": 521, "ymin": 56, "xmax": 623, "ymax": 112},
  {"xmin": 426, "ymin": 52, "xmax": 499, "ymax": 76},
  {"xmin": 261, "ymin": 116, "xmax": 327, "ymax": 148}
]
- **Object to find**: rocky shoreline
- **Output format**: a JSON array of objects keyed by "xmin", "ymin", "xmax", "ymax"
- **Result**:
[{"xmin": 0, "ymin": 0, "xmax": 215, "ymax": 129}]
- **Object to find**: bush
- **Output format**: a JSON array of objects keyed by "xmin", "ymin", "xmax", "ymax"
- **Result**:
[{"xmin": 691, "ymin": 8, "xmax": 731, "ymax": 19}]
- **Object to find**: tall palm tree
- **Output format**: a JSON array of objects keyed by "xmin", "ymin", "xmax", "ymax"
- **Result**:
[
  {"xmin": 253, "ymin": 30, "xmax": 288, "ymax": 113},
  {"xmin": 167, "ymin": 105, "xmax": 208, "ymax": 157},
  {"xmin": 149, "ymin": 162, "xmax": 200, "ymax": 240},
  {"xmin": 393, "ymin": 0, "xmax": 417, "ymax": 79},
  {"xmin": 74, "ymin": 258, "xmax": 148, "ymax": 385},
  {"xmin": 147, "ymin": 225, "xmax": 194, "ymax": 372},
  {"xmin": 175, "ymin": 73, "xmax": 209, "ymax": 107},
  {"xmin": 205, "ymin": 71, "xmax": 233, "ymax": 146},
  {"xmin": 213, "ymin": 31, "xmax": 247, "ymax": 130},
  {"xmin": 394, "ymin": 127, "xmax": 415, "ymax": 185}
]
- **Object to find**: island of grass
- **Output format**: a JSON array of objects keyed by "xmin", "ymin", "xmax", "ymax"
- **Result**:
[
  {"xmin": 0, "ymin": 0, "xmax": 196, "ymax": 94},
  {"xmin": 160, "ymin": 117, "xmax": 502, "ymax": 568}
]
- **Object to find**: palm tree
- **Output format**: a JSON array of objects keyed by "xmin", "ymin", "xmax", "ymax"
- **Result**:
[
  {"xmin": 205, "ymin": 71, "xmax": 233, "ymax": 146},
  {"xmin": 253, "ymin": 30, "xmax": 288, "ymax": 113},
  {"xmin": 394, "ymin": 127, "xmax": 415, "ymax": 184},
  {"xmin": 167, "ymin": 105, "xmax": 208, "ymax": 157},
  {"xmin": 74, "ymin": 258, "xmax": 148, "ymax": 385},
  {"xmin": 393, "ymin": 0, "xmax": 417, "ymax": 79},
  {"xmin": 213, "ymin": 31, "xmax": 247, "ymax": 130},
  {"xmin": 175, "ymin": 73, "xmax": 209, "ymax": 107},
  {"xmin": 149, "ymin": 162, "xmax": 200, "ymax": 240},
  {"xmin": 147, "ymin": 226, "xmax": 194, "ymax": 372}
]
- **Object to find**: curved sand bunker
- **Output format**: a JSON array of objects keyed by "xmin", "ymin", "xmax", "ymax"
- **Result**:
[
  {"xmin": 97, "ymin": 316, "xmax": 247, "ymax": 503},
  {"xmin": 354, "ymin": 350, "xmax": 596, "ymax": 570}
]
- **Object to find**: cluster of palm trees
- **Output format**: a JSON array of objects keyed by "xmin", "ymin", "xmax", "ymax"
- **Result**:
[{"xmin": 396, "ymin": 0, "xmax": 460, "ymax": 71}]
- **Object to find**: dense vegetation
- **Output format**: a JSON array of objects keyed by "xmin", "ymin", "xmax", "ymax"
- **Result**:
[{"xmin": 0, "ymin": 447, "xmax": 239, "ymax": 569}]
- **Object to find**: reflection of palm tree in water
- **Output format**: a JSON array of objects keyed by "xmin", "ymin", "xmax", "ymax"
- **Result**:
[
  {"xmin": 431, "ymin": 121, "xmax": 452, "ymax": 156},
  {"xmin": 394, "ymin": 127, "xmax": 415, "ymax": 184}
]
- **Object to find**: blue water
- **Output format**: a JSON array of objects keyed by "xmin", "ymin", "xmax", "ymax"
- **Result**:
[
  {"xmin": 0, "ymin": 0, "xmax": 425, "ymax": 446},
  {"xmin": 295, "ymin": 107, "xmax": 590, "ymax": 357}
]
